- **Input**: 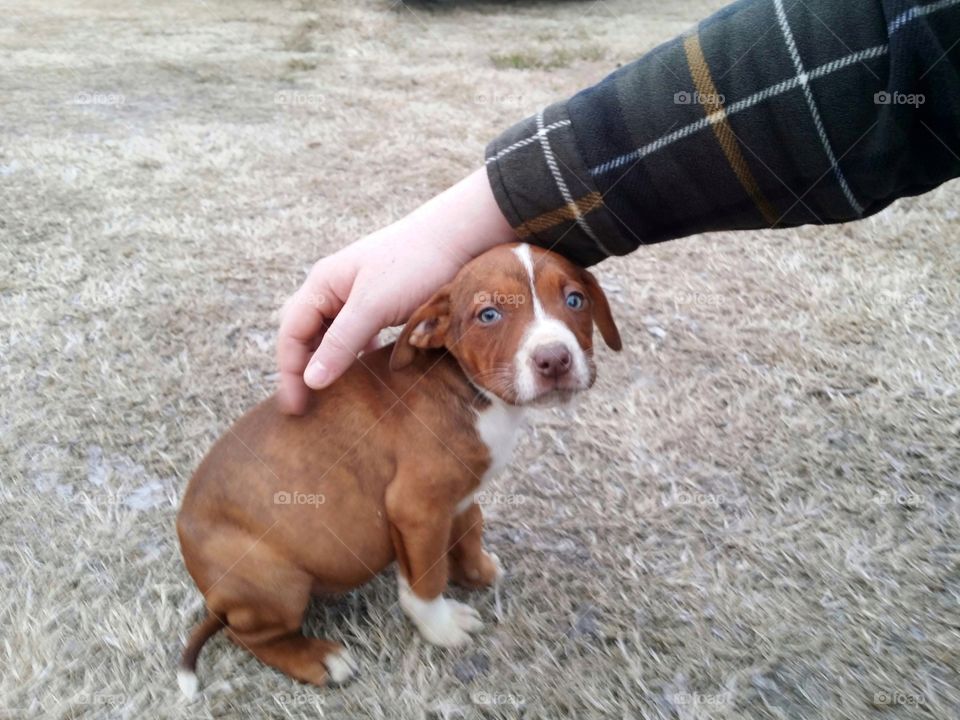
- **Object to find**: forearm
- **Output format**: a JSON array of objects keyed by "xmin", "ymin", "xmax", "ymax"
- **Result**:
[
  {"xmin": 402, "ymin": 167, "xmax": 517, "ymax": 264},
  {"xmin": 485, "ymin": 0, "xmax": 960, "ymax": 266}
]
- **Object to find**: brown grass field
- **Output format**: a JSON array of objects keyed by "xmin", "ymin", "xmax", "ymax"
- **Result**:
[{"xmin": 2, "ymin": 0, "xmax": 958, "ymax": 718}]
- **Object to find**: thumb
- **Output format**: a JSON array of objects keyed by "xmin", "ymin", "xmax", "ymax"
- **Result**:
[{"xmin": 303, "ymin": 300, "xmax": 382, "ymax": 389}]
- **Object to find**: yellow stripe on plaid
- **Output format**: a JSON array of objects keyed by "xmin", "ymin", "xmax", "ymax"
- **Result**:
[
  {"xmin": 683, "ymin": 33, "xmax": 780, "ymax": 225},
  {"xmin": 515, "ymin": 192, "xmax": 605, "ymax": 239}
]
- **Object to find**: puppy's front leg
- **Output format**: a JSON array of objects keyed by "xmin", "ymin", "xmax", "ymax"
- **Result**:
[
  {"xmin": 448, "ymin": 502, "xmax": 503, "ymax": 589},
  {"xmin": 386, "ymin": 483, "xmax": 483, "ymax": 647}
]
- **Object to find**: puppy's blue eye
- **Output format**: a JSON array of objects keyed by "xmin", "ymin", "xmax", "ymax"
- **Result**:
[
  {"xmin": 478, "ymin": 307, "xmax": 502, "ymax": 324},
  {"xmin": 566, "ymin": 292, "xmax": 585, "ymax": 310}
]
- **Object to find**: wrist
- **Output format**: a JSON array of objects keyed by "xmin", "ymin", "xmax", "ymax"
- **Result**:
[{"xmin": 408, "ymin": 167, "xmax": 517, "ymax": 261}]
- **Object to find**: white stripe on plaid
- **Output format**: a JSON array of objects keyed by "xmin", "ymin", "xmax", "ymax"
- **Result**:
[
  {"xmin": 588, "ymin": 0, "xmax": 956, "ymax": 178},
  {"xmin": 533, "ymin": 110, "xmax": 613, "ymax": 255},
  {"xmin": 773, "ymin": 0, "xmax": 863, "ymax": 214},
  {"xmin": 485, "ymin": 119, "xmax": 571, "ymax": 165},
  {"xmin": 888, "ymin": 0, "xmax": 960, "ymax": 35},
  {"xmin": 590, "ymin": 45, "xmax": 887, "ymax": 176}
]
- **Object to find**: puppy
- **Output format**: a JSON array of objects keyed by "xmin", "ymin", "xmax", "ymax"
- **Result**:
[{"xmin": 176, "ymin": 242, "xmax": 621, "ymax": 696}]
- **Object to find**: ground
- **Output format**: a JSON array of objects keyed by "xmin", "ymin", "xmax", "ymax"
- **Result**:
[{"xmin": 1, "ymin": 0, "xmax": 958, "ymax": 718}]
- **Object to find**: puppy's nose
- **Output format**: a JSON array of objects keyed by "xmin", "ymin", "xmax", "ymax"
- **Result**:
[{"xmin": 532, "ymin": 343, "xmax": 572, "ymax": 378}]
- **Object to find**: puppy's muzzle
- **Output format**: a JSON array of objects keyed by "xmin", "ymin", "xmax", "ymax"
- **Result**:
[{"xmin": 532, "ymin": 342, "xmax": 572, "ymax": 379}]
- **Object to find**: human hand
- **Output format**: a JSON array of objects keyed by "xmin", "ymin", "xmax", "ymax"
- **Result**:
[{"xmin": 277, "ymin": 168, "xmax": 516, "ymax": 414}]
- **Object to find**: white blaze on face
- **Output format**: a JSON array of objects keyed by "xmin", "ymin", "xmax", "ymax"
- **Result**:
[{"xmin": 512, "ymin": 244, "xmax": 590, "ymax": 403}]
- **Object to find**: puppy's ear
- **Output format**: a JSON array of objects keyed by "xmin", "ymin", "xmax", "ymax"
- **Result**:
[
  {"xmin": 390, "ymin": 287, "xmax": 452, "ymax": 371},
  {"xmin": 581, "ymin": 269, "xmax": 622, "ymax": 351}
]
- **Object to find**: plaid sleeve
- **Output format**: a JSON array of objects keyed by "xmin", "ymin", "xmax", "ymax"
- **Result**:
[{"xmin": 485, "ymin": 0, "xmax": 960, "ymax": 267}]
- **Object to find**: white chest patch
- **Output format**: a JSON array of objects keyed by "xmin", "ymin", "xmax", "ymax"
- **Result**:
[{"xmin": 457, "ymin": 396, "xmax": 525, "ymax": 513}]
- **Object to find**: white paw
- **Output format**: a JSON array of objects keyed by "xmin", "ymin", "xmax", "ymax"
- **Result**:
[
  {"xmin": 324, "ymin": 648, "xmax": 359, "ymax": 685},
  {"xmin": 449, "ymin": 599, "xmax": 484, "ymax": 633},
  {"xmin": 398, "ymin": 576, "xmax": 483, "ymax": 647},
  {"xmin": 418, "ymin": 599, "xmax": 483, "ymax": 647}
]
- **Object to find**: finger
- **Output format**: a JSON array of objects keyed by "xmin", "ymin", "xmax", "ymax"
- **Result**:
[
  {"xmin": 361, "ymin": 333, "xmax": 382, "ymax": 355},
  {"xmin": 277, "ymin": 282, "xmax": 338, "ymax": 414},
  {"xmin": 303, "ymin": 300, "xmax": 383, "ymax": 389},
  {"xmin": 278, "ymin": 344, "xmax": 313, "ymax": 414}
]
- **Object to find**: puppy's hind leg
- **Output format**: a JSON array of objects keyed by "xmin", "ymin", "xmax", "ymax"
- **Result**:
[
  {"xmin": 211, "ymin": 558, "xmax": 358, "ymax": 687},
  {"xmin": 234, "ymin": 630, "xmax": 359, "ymax": 687}
]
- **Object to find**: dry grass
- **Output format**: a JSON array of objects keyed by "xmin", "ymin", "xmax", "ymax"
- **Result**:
[{"xmin": 2, "ymin": 0, "xmax": 959, "ymax": 718}]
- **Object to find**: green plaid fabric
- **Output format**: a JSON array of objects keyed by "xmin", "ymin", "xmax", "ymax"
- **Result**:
[{"xmin": 485, "ymin": 0, "xmax": 960, "ymax": 267}]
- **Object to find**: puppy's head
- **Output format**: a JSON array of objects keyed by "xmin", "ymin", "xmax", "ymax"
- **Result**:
[{"xmin": 390, "ymin": 243, "xmax": 621, "ymax": 406}]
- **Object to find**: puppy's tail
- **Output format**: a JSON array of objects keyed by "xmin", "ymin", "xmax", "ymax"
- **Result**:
[{"xmin": 178, "ymin": 613, "xmax": 224, "ymax": 699}]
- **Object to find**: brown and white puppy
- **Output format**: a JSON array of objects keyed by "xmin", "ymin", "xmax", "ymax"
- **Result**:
[{"xmin": 176, "ymin": 243, "xmax": 621, "ymax": 696}]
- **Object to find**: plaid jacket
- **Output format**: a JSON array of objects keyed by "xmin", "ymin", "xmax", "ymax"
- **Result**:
[{"xmin": 485, "ymin": 0, "xmax": 960, "ymax": 267}]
